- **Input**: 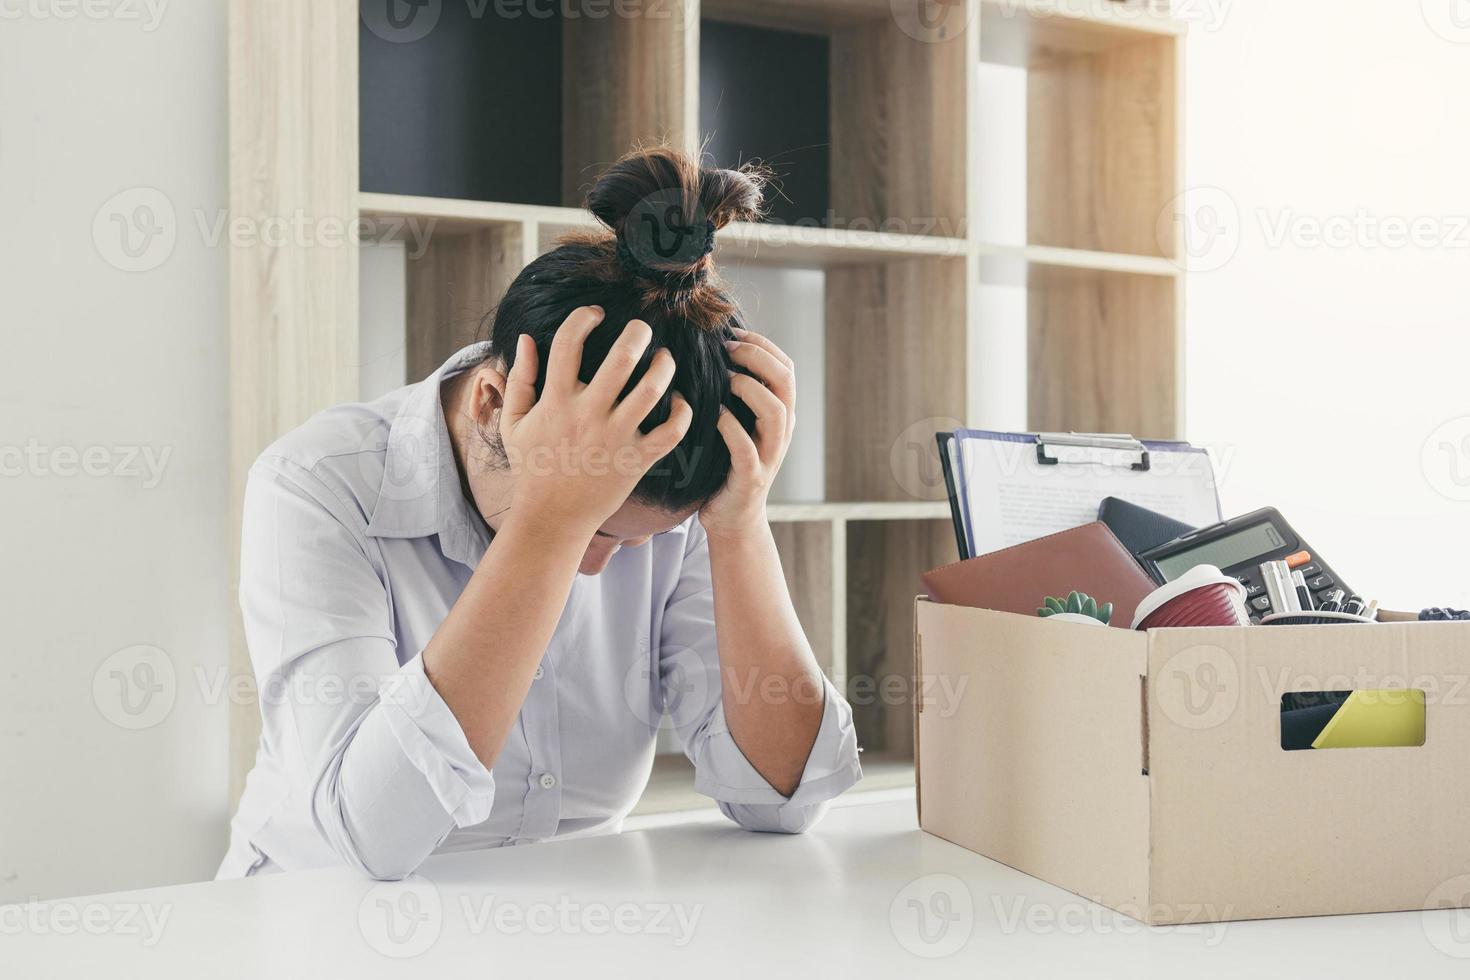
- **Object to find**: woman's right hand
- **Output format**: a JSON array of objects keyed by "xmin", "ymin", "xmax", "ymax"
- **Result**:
[{"xmin": 499, "ymin": 306, "xmax": 692, "ymax": 535}]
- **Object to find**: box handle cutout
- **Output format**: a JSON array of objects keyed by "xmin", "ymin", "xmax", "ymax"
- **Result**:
[{"xmin": 1280, "ymin": 690, "xmax": 1426, "ymax": 751}]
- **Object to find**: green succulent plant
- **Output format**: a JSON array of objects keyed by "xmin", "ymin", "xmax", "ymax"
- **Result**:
[{"xmin": 1037, "ymin": 590, "xmax": 1113, "ymax": 625}]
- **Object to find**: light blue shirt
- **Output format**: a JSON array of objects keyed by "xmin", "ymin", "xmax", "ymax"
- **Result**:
[{"xmin": 218, "ymin": 344, "xmax": 862, "ymax": 880}]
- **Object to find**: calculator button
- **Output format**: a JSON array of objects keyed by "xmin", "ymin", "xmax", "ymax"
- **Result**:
[
  {"xmin": 1245, "ymin": 584, "xmax": 1265, "ymax": 598},
  {"xmin": 1307, "ymin": 574, "xmax": 1335, "ymax": 591},
  {"xmin": 1298, "ymin": 563, "xmax": 1322, "ymax": 578},
  {"xmin": 1285, "ymin": 551, "xmax": 1312, "ymax": 569},
  {"xmin": 1250, "ymin": 596, "xmax": 1274, "ymax": 612}
]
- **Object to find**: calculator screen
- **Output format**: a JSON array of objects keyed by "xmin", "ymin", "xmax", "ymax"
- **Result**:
[{"xmin": 1155, "ymin": 521, "xmax": 1287, "ymax": 581}]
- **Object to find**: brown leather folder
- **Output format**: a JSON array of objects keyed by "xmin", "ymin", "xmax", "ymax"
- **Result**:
[{"xmin": 921, "ymin": 522, "xmax": 1158, "ymax": 628}]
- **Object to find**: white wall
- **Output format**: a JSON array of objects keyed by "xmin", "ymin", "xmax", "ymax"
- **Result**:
[
  {"xmin": 0, "ymin": 1, "xmax": 231, "ymax": 902},
  {"xmin": 1184, "ymin": 1, "xmax": 1470, "ymax": 610}
]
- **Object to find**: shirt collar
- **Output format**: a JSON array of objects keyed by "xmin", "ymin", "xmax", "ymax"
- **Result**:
[{"xmin": 365, "ymin": 342, "xmax": 495, "ymax": 567}]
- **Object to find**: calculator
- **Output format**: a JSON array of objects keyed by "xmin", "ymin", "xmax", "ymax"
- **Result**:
[{"xmin": 1136, "ymin": 508, "xmax": 1354, "ymax": 622}]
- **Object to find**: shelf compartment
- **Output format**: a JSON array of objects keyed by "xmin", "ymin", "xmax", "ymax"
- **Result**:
[
  {"xmin": 980, "ymin": 0, "xmax": 1185, "ymax": 67},
  {"xmin": 1028, "ymin": 36, "xmax": 1179, "ymax": 257},
  {"xmin": 977, "ymin": 4, "xmax": 1181, "ymax": 259},
  {"xmin": 403, "ymin": 227, "xmax": 533, "ymax": 382},
  {"xmin": 359, "ymin": 1, "xmax": 563, "ymax": 206},
  {"xmin": 846, "ymin": 518, "xmax": 954, "ymax": 757},
  {"xmin": 771, "ymin": 520, "xmax": 843, "ymax": 679},
  {"xmin": 1025, "ymin": 266, "xmax": 1181, "ymax": 437},
  {"xmin": 562, "ymin": 1, "xmax": 696, "ymax": 204},
  {"xmin": 826, "ymin": 257, "xmax": 970, "ymax": 503},
  {"xmin": 700, "ymin": 18, "xmax": 831, "ymax": 226},
  {"xmin": 359, "ymin": 0, "xmax": 691, "ymax": 209},
  {"xmin": 700, "ymin": 1, "xmax": 970, "ymax": 237}
]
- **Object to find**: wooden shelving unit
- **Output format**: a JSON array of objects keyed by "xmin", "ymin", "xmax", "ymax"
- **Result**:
[{"xmin": 229, "ymin": 0, "xmax": 1185, "ymax": 810}]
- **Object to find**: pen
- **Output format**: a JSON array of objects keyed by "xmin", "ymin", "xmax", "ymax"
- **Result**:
[
  {"xmin": 1319, "ymin": 589, "xmax": 1345, "ymax": 613},
  {"xmin": 1277, "ymin": 561, "xmax": 1301, "ymax": 613},
  {"xmin": 1363, "ymin": 599, "xmax": 1379, "ymax": 622},
  {"xmin": 1261, "ymin": 560, "xmax": 1295, "ymax": 615},
  {"xmin": 1292, "ymin": 570, "xmax": 1315, "ymax": 612},
  {"xmin": 1343, "ymin": 595, "xmax": 1365, "ymax": 617}
]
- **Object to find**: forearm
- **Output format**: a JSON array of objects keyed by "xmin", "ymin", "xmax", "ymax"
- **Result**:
[
  {"xmin": 706, "ymin": 523, "xmax": 826, "ymax": 796},
  {"xmin": 422, "ymin": 508, "xmax": 589, "ymax": 767}
]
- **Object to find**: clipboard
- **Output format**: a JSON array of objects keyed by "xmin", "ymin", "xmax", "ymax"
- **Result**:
[
  {"xmin": 943, "ymin": 430, "xmax": 1222, "ymax": 558},
  {"xmin": 935, "ymin": 431, "xmax": 969, "ymax": 558}
]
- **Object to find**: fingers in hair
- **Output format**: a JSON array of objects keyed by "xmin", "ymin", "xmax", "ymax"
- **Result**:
[
  {"xmin": 546, "ymin": 306, "xmax": 604, "ymax": 394},
  {"xmin": 587, "ymin": 319, "xmax": 654, "ymax": 407}
]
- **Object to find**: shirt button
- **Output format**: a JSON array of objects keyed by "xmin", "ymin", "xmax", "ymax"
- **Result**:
[
  {"xmin": 533, "ymin": 664, "xmax": 544, "ymax": 680},
  {"xmin": 538, "ymin": 772, "xmax": 557, "ymax": 790}
]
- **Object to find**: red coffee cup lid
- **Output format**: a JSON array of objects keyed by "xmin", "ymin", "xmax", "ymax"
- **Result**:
[{"xmin": 1130, "ymin": 564, "xmax": 1247, "ymax": 630}]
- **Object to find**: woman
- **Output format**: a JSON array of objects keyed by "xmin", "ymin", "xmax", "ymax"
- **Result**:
[{"xmin": 218, "ymin": 147, "xmax": 862, "ymax": 880}]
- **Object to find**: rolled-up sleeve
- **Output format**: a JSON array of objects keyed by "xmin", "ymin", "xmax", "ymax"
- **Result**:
[
  {"xmin": 658, "ymin": 521, "xmax": 862, "ymax": 833},
  {"xmin": 241, "ymin": 457, "xmax": 494, "ymax": 879}
]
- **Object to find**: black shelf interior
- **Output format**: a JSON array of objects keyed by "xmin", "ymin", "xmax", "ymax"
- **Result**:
[
  {"xmin": 360, "ymin": 1, "xmax": 563, "ymax": 205},
  {"xmin": 699, "ymin": 19, "xmax": 831, "ymax": 227}
]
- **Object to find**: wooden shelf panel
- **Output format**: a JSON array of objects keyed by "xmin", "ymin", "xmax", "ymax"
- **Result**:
[
  {"xmin": 846, "ymin": 519, "xmax": 954, "ymax": 756},
  {"xmin": 360, "ymin": 192, "xmax": 968, "ymax": 267},
  {"xmin": 976, "ymin": 241, "xmax": 1180, "ymax": 285},
  {"xmin": 1024, "ymin": 19, "xmax": 1179, "ymax": 258},
  {"xmin": 719, "ymin": 223, "xmax": 970, "ymax": 267},
  {"xmin": 1028, "ymin": 268, "xmax": 1180, "ymax": 438},
  {"xmin": 980, "ymin": 0, "xmax": 1184, "ymax": 67},
  {"xmin": 770, "ymin": 520, "xmax": 840, "ymax": 677},
  {"xmin": 767, "ymin": 501, "xmax": 951, "ymax": 523},
  {"xmin": 360, "ymin": 192, "xmax": 584, "ymax": 231}
]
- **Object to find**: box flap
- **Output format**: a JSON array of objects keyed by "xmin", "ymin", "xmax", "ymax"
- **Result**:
[{"xmin": 916, "ymin": 602, "xmax": 1152, "ymax": 916}]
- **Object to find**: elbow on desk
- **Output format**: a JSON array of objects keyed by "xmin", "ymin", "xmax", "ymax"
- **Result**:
[
  {"xmin": 355, "ymin": 853, "xmax": 424, "ymax": 882},
  {"xmin": 720, "ymin": 799, "xmax": 832, "ymax": 835},
  {"xmin": 323, "ymin": 797, "xmax": 444, "ymax": 882},
  {"xmin": 310, "ymin": 765, "xmax": 440, "ymax": 883},
  {"xmin": 308, "ymin": 805, "xmax": 429, "ymax": 881},
  {"xmin": 328, "ymin": 815, "xmax": 438, "ymax": 881}
]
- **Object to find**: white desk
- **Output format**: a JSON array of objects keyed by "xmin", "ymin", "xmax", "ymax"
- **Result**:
[{"xmin": 5, "ymin": 791, "xmax": 1467, "ymax": 978}]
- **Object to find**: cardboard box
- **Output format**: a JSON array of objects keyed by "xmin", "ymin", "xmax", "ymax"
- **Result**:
[{"xmin": 914, "ymin": 598, "xmax": 1470, "ymax": 924}]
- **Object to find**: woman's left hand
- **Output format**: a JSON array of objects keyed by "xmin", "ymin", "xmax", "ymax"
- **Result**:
[{"xmin": 700, "ymin": 328, "xmax": 796, "ymax": 540}]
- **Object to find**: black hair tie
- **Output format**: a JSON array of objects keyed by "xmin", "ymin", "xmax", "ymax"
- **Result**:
[{"xmin": 616, "ymin": 219, "xmax": 717, "ymax": 286}]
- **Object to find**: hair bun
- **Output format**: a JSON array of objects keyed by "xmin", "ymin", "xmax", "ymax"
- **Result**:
[{"xmin": 586, "ymin": 146, "xmax": 765, "ymax": 286}]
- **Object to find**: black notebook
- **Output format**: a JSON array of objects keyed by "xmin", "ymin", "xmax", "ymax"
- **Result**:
[{"xmin": 1096, "ymin": 496, "xmax": 1197, "ymax": 581}]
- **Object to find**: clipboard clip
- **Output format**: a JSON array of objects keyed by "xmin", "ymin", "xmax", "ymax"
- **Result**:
[{"xmin": 1034, "ymin": 432, "xmax": 1151, "ymax": 472}]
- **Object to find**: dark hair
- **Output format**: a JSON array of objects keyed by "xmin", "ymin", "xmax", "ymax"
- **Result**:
[{"xmin": 485, "ymin": 146, "xmax": 766, "ymax": 512}]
